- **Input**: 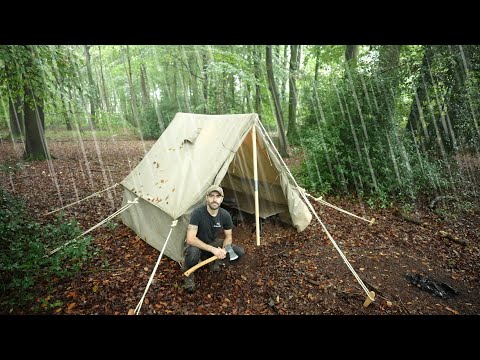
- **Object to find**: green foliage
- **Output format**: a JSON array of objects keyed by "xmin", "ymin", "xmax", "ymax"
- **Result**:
[
  {"xmin": 297, "ymin": 80, "xmax": 457, "ymax": 206},
  {"xmin": 105, "ymin": 220, "xmax": 117, "ymax": 230},
  {"xmin": 0, "ymin": 162, "xmax": 27, "ymax": 175},
  {"xmin": 139, "ymin": 106, "xmax": 162, "ymax": 140},
  {"xmin": 0, "ymin": 187, "xmax": 94, "ymax": 310}
]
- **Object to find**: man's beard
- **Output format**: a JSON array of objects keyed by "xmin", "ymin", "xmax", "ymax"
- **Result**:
[{"xmin": 207, "ymin": 202, "xmax": 219, "ymax": 210}]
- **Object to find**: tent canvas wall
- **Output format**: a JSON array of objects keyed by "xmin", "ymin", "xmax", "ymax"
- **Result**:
[{"xmin": 120, "ymin": 113, "xmax": 312, "ymax": 264}]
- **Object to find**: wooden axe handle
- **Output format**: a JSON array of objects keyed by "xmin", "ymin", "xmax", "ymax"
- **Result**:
[{"xmin": 184, "ymin": 255, "xmax": 218, "ymax": 277}]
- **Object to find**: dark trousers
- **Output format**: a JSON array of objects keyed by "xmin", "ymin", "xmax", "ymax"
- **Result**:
[{"xmin": 183, "ymin": 238, "xmax": 245, "ymax": 271}]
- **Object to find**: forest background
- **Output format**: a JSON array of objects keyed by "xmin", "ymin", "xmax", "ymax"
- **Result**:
[{"xmin": 1, "ymin": 45, "xmax": 479, "ymax": 313}]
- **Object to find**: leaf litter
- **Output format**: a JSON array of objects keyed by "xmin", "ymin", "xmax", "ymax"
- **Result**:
[{"xmin": 1, "ymin": 140, "xmax": 479, "ymax": 315}]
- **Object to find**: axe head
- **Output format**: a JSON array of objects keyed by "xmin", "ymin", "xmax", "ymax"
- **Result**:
[{"xmin": 225, "ymin": 244, "xmax": 239, "ymax": 261}]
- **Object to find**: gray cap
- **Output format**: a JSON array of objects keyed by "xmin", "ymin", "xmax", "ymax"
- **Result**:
[{"xmin": 206, "ymin": 185, "xmax": 224, "ymax": 197}]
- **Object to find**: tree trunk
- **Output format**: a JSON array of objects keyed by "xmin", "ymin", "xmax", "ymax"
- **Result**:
[
  {"xmin": 180, "ymin": 45, "xmax": 192, "ymax": 112},
  {"xmin": 125, "ymin": 45, "xmax": 142, "ymax": 135},
  {"xmin": 4, "ymin": 54, "xmax": 24, "ymax": 137},
  {"xmin": 377, "ymin": 45, "xmax": 401, "ymax": 127},
  {"xmin": 84, "ymin": 45, "xmax": 97, "ymax": 130},
  {"xmin": 280, "ymin": 45, "xmax": 288, "ymax": 103},
  {"xmin": 192, "ymin": 45, "xmax": 207, "ymax": 113},
  {"xmin": 189, "ymin": 52, "xmax": 200, "ymax": 111},
  {"xmin": 202, "ymin": 51, "xmax": 209, "ymax": 112},
  {"xmin": 345, "ymin": 45, "xmax": 359, "ymax": 62},
  {"xmin": 312, "ymin": 45, "xmax": 325, "ymax": 123},
  {"xmin": 406, "ymin": 45, "xmax": 434, "ymax": 141},
  {"xmin": 9, "ymin": 95, "xmax": 24, "ymax": 137},
  {"xmin": 98, "ymin": 46, "xmax": 111, "ymax": 113},
  {"xmin": 181, "ymin": 69, "xmax": 191, "ymax": 112},
  {"xmin": 52, "ymin": 47, "xmax": 72, "ymax": 131},
  {"xmin": 140, "ymin": 63, "xmax": 151, "ymax": 108},
  {"xmin": 287, "ymin": 44, "xmax": 300, "ymax": 144},
  {"xmin": 67, "ymin": 87, "xmax": 76, "ymax": 131},
  {"xmin": 23, "ymin": 85, "xmax": 48, "ymax": 160},
  {"xmin": 253, "ymin": 45, "xmax": 263, "ymax": 120},
  {"xmin": 230, "ymin": 73, "xmax": 235, "ymax": 111},
  {"xmin": 266, "ymin": 45, "xmax": 289, "ymax": 157},
  {"xmin": 221, "ymin": 70, "xmax": 226, "ymax": 113}
]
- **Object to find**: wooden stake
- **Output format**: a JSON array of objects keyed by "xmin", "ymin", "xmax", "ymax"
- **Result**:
[{"xmin": 363, "ymin": 291, "xmax": 376, "ymax": 308}]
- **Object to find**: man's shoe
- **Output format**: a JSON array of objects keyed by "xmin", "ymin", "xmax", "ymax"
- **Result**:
[
  {"xmin": 208, "ymin": 260, "xmax": 221, "ymax": 272},
  {"xmin": 184, "ymin": 276, "xmax": 196, "ymax": 293}
]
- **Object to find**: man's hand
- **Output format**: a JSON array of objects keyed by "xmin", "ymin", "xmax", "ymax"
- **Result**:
[{"xmin": 211, "ymin": 246, "xmax": 227, "ymax": 259}]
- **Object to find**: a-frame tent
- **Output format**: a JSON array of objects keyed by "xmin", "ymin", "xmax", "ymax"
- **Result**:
[{"xmin": 120, "ymin": 113, "xmax": 312, "ymax": 265}]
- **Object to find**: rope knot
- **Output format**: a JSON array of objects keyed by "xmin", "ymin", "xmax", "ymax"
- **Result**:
[{"xmin": 170, "ymin": 220, "xmax": 178, "ymax": 227}]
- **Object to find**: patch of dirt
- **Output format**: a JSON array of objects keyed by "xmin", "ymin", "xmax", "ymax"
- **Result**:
[{"xmin": 1, "ymin": 140, "xmax": 479, "ymax": 315}]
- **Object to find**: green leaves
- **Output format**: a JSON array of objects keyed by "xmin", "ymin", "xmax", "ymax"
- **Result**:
[{"xmin": 0, "ymin": 186, "xmax": 94, "ymax": 310}]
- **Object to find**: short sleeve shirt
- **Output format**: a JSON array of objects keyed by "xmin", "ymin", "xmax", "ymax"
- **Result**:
[{"xmin": 189, "ymin": 206, "xmax": 234, "ymax": 244}]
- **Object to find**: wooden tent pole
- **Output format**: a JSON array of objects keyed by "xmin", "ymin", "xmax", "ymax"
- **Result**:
[{"xmin": 252, "ymin": 123, "xmax": 261, "ymax": 246}]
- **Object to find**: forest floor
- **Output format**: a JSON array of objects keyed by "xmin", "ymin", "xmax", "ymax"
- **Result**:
[{"xmin": 1, "ymin": 138, "xmax": 480, "ymax": 316}]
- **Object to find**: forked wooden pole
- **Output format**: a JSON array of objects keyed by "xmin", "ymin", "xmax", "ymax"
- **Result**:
[{"xmin": 252, "ymin": 124, "xmax": 260, "ymax": 246}]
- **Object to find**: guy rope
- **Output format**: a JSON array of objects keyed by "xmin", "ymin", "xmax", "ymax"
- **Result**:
[
  {"xmin": 257, "ymin": 120, "xmax": 376, "ymax": 307},
  {"xmin": 130, "ymin": 219, "xmax": 178, "ymax": 315}
]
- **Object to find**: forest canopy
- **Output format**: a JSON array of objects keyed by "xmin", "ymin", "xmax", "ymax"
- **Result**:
[{"xmin": 1, "ymin": 45, "xmax": 479, "ymax": 204}]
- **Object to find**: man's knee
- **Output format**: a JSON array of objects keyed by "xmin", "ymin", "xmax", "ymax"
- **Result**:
[{"xmin": 184, "ymin": 244, "xmax": 201, "ymax": 269}]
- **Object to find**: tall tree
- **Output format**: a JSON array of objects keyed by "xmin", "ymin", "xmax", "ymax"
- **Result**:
[
  {"xmin": 140, "ymin": 63, "xmax": 151, "ymax": 108},
  {"xmin": 22, "ymin": 46, "xmax": 49, "ymax": 160},
  {"xmin": 202, "ymin": 50, "xmax": 209, "ymax": 112},
  {"xmin": 97, "ymin": 46, "xmax": 111, "ymax": 113},
  {"xmin": 345, "ymin": 45, "xmax": 360, "ymax": 62},
  {"xmin": 266, "ymin": 45, "xmax": 288, "ymax": 157},
  {"xmin": 287, "ymin": 44, "xmax": 300, "ymax": 144},
  {"xmin": 2, "ymin": 47, "xmax": 25, "ymax": 137},
  {"xmin": 406, "ymin": 45, "xmax": 434, "ymax": 145},
  {"xmin": 377, "ymin": 45, "xmax": 402, "ymax": 127},
  {"xmin": 280, "ymin": 45, "xmax": 289, "ymax": 104},
  {"xmin": 252, "ymin": 45, "xmax": 263, "ymax": 120},
  {"xmin": 52, "ymin": 46, "xmax": 72, "ymax": 131},
  {"xmin": 84, "ymin": 45, "xmax": 98, "ymax": 129},
  {"xmin": 124, "ymin": 45, "xmax": 142, "ymax": 134},
  {"xmin": 9, "ymin": 94, "xmax": 24, "ymax": 137}
]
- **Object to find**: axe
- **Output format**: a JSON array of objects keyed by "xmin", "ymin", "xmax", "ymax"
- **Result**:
[
  {"xmin": 225, "ymin": 244, "xmax": 239, "ymax": 260},
  {"xmin": 184, "ymin": 245, "xmax": 239, "ymax": 277}
]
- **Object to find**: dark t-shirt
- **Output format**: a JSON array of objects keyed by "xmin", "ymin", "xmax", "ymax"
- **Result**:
[{"xmin": 189, "ymin": 206, "xmax": 234, "ymax": 244}]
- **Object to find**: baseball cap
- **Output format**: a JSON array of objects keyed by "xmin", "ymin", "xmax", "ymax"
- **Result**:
[{"xmin": 206, "ymin": 185, "xmax": 224, "ymax": 197}]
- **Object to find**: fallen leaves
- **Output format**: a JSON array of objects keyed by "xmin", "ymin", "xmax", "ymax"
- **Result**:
[{"xmin": 2, "ymin": 140, "xmax": 480, "ymax": 316}]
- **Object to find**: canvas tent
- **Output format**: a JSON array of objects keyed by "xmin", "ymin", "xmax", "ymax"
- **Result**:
[{"xmin": 120, "ymin": 112, "xmax": 312, "ymax": 265}]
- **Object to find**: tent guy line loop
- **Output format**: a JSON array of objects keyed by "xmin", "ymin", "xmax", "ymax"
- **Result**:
[
  {"xmin": 303, "ymin": 191, "xmax": 376, "ymax": 225},
  {"xmin": 44, "ymin": 183, "xmax": 119, "ymax": 216},
  {"xmin": 47, "ymin": 197, "xmax": 139, "ymax": 256},
  {"xmin": 132, "ymin": 219, "xmax": 177, "ymax": 315},
  {"xmin": 256, "ymin": 120, "xmax": 375, "ymax": 306}
]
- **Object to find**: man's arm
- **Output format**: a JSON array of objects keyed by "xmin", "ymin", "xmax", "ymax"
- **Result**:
[
  {"xmin": 186, "ymin": 224, "xmax": 226, "ymax": 259},
  {"xmin": 222, "ymin": 229, "xmax": 233, "ymax": 248}
]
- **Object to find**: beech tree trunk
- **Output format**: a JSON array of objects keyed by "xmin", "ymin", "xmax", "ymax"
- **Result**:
[
  {"xmin": 266, "ymin": 45, "xmax": 289, "ymax": 157},
  {"xmin": 84, "ymin": 45, "xmax": 97, "ymax": 130},
  {"xmin": 24, "ymin": 86, "xmax": 48, "ymax": 160},
  {"xmin": 287, "ymin": 44, "xmax": 300, "ymax": 144}
]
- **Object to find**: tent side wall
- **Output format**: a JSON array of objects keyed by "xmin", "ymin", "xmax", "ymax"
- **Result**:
[{"xmin": 120, "ymin": 188, "xmax": 189, "ymax": 264}]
